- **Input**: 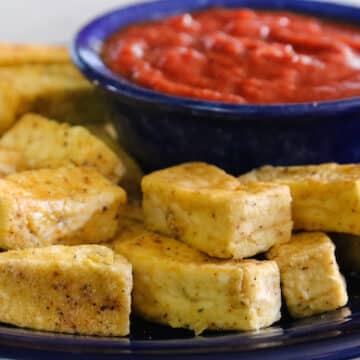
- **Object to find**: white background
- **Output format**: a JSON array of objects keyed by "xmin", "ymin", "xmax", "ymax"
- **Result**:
[
  {"xmin": 0, "ymin": 0, "xmax": 145, "ymax": 43},
  {"xmin": 0, "ymin": 0, "xmax": 360, "ymax": 43}
]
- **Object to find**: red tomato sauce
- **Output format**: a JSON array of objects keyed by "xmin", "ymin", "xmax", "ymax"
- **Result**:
[{"xmin": 102, "ymin": 8, "xmax": 360, "ymax": 104}]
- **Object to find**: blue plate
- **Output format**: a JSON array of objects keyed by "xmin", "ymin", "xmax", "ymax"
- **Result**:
[
  {"xmin": 5, "ymin": 0, "xmax": 358, "ymax": 358},
  {"xmin": 0, "ymin": 273, "xmax": 358, "ymax": 359}
]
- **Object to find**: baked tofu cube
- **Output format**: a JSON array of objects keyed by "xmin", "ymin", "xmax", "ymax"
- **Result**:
[
  {"xmin": 0, "ymin": 245, "xmax": 132, "ymax": 336},
  {"xmin": 0, "ymin": 63, "xmax": 112, "ymax": 133},
  {"xmin": 239, "ymin": 163, "xmax": 360, "ymax": 235},
  {"xmin": 0, "ymin": 43, "xmax": 70, "ymax": 65},
  {"xmin": 116, "ymin": 232, "xmax": 281, "ymax": 334},
  {"xmin": 266, "ymin": 232, "xmax": 348, "ymax": 318},
  {"xmin": 331, "ymin": 233, "xmax": 360, "ymax": 273},
  {"xmin": 0, "ymin": 166, "xmax": 126, "ymax": 249},
  {"xmin": 0, "ymin": 114, "xmax": 125, "ymax": 182},
  {"xmin": 0, "ymin": 147, "xmax": 25, "ymax": 176},
  {"xmin": 142, "ymin": 162, "xmax": 292, "ymax": 259}
]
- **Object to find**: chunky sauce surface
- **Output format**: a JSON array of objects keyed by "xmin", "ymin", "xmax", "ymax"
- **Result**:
[{"xmin": 102, "ymin": 8, "xmax": 360, "ymax": 104}]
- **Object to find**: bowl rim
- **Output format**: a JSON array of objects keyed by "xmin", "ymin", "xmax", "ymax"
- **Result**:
[{"xmin": 72, "ymin": 0, "xmax": 360, "ymax": 118}]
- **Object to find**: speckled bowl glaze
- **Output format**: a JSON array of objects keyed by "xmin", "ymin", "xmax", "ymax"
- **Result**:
[{"xmin": 72, "ymin": 0, "xmax": 360, "ymax": 175}]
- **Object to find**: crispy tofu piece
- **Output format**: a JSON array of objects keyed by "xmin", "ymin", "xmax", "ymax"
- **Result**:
[
  {"xmin": 266, "ymin": 232, "xmax": 348, "ymax": 318},
  {"xmin": 0, "ymin": 245, "xmax": 132, "ymax": 336},
  {"xmin": 0, "ymin": 147, "xmax": 25, "ymax": 176},
  {"xmin": 239, "ymin": 163, "xmax": 360, "ymax": 235},
  {"xmin": 0, "ymin": 43, "xmax": 70, "ymax": 66},
  {"xmin": 331, "ymin": 233, "xmax": 360, "ymax": 273},
  {"xmin": 142, "ymin": 162, "xmax": 292, "ymax": 259},
  {"xmin": 116, "ymin": 232, "xmax": 281, "ymax": 334},
  {"xmin": 0, "ymin": 166, "xmax": 126, "ymax": 249},
  {"xmin": 0, "ymin": 114, "xmax": 125, "ymax": 182},
  {"xmin": 0, "ymin": 64, "xmax": 112, "ymax": 133}
]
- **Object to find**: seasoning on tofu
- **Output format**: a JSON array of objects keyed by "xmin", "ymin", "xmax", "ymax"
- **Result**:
[
  {"xmin": 0, "ymin": 166, "xmax": 126, "ymax": 249},
  {"xmin": 107, "ymin": 218, "xmax": 147, "ymax": 251},
  {"xmin": 116, "ymin": 231, "xmax": 281, "ymax": 334},
  {"xmin": 142, "ymin": 162, "xmax": 292, "ymax": 259},
  {"xmin": 266, "ymin": 232, "xmax": 348, "ymax": 318},
  {"xmin": 0, "ymin": 113, "xmax": 125, "ymax": 182},
  {"xmin": 239, "ymin": 163, "xmax": 360, "ymax": 235},
  {"xmin": 0, "ymin": 245, "xmax": 132, "ymax": 336}
]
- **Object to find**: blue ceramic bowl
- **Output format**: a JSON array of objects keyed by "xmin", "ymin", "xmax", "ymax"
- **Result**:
[{"xmin": 72, "ymin": 0, "xmax": 360, "ymax": 175}]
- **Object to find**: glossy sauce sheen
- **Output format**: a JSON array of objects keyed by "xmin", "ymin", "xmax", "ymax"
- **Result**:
[{"xmin": 102, "ymin": 8, "xmax": 360, "ymax": 104}]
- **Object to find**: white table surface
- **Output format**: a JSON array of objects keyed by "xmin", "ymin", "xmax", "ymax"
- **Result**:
[{"xmin": 0, "ymin": 0, "xmax": 360, "ymax": 44}]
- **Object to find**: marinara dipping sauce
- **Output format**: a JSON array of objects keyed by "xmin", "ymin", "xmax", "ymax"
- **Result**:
[{"xmin": 102, "ymin": 8, "xmax": 360, "ymax": 104}]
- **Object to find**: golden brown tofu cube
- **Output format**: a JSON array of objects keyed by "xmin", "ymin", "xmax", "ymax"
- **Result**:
[
  {"xmin": 0, "ymin": 63, "xmax": 112, "ymax": 133},
  {"xmin": 142, "ymin": 162, "xmax": 292, "ymax": 259},
  {"xmin": 0, "ymin": 147, "xmax": 25, "ymax": 176},
  {"xmin": 0, "ymin": 114, "xmax": 125, "ymax": 182},
  {"xmin": 0, "ymin": 166, "xmax": 126, "ymax": 249},
  {"xmin": 239, "ymin": 163, "xmax": 360, "ymax": 235},
  {"xmin": 267, "ymin": 232, "xmax": 348, "ymax": 318},
  {"xmin": 0, "ymin": 245, "xmax": 132, "ymax": 336},
  {"xmin": 0, "ymin": 43, "xmax": 70, "ymax": 66},
  {"xmin": 117, "ymin": 232, "xmax": 281, "ymax": 334}
]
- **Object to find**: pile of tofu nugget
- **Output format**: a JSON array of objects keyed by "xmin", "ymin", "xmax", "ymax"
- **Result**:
[{"xmin": 0, "ymin": 44, "xmax": 356, "ymax": 337}]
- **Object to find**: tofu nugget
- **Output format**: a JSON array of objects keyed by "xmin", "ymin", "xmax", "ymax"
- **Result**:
[
  {"xmin": 0, "ymin": 166, "xmax": 126, "ymax": 249},
  {"xmin": 0, "ymin": 64, "xmax": 112, "ymax": 133},
  {"xmin": 0, "ymin": 245, "xmax": 132, "ymax": 336},
  {"xmin": 239, "ymin": 163, "xmax": 360, "ymax": 235},
  {"xmin": 0, "ymin": 114, "xmax": 125, "ymax": 182},
  {"xmin": 0, "ymin": 43, "xmax": 69, "ymax": 65},
  {"xmin": 142, "ymin": 162, "xmax": 292, "ymax": 259},
  {"xmin": 117, "ymin": 232, "xmax": 281, "ymax": 334},
  {"xmin": 267, "ymin": 232, "xmax": 348, "ymax": 318}
]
